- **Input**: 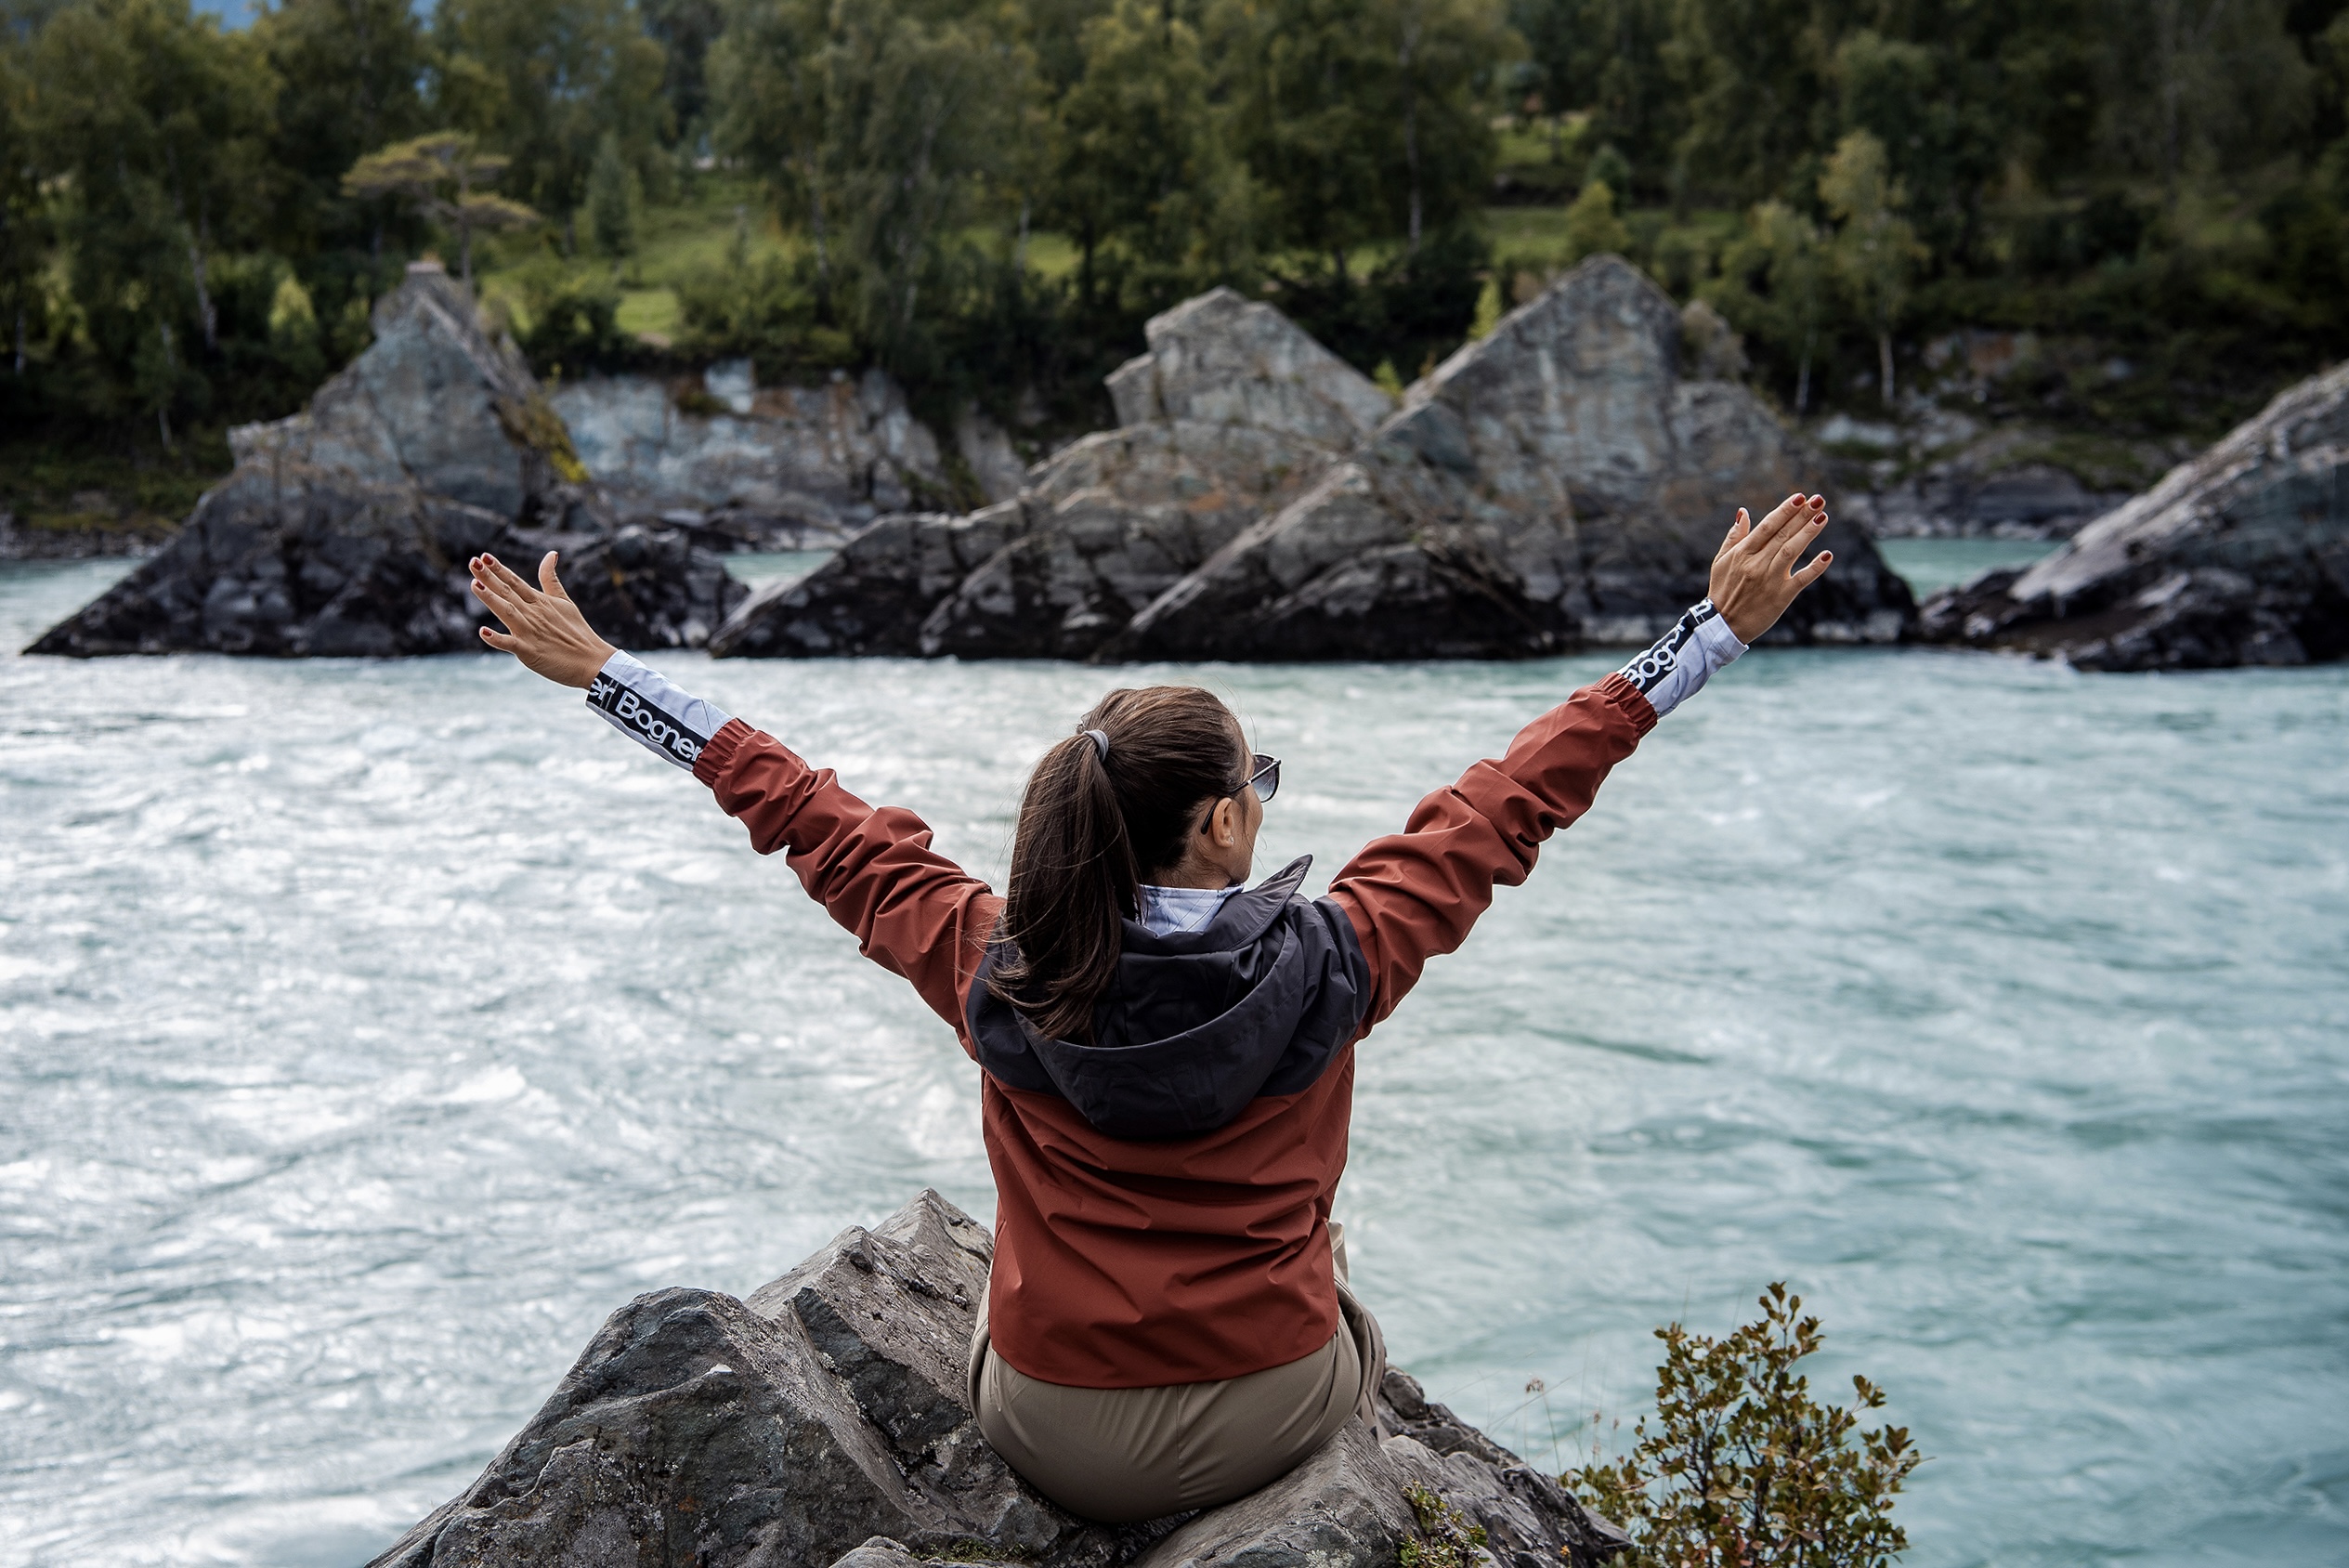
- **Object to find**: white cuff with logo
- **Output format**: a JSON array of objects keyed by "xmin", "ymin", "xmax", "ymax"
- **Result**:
[
  {"xmin": 587, "ymin": 652, "xmax": 732, "ymax": 770},
  {"xmin": 1616, "ymin": 600, "xmax": 1747, "ymax": 721}
]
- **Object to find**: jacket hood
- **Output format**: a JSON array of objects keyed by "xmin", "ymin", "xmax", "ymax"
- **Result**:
[{"xmin": 968, "ymin": 856, "xmax": 1370, "ymax": 1140}]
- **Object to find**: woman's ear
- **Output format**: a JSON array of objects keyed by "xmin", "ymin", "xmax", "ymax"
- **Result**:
[{"xmin": 1207, "ymin": 795, "xmax": 1238, "ymax": 848}]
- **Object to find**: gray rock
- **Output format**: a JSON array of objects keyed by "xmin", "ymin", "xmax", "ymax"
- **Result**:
[
  {"xmin": 368, "ymin": 1192, "xmax": 1629, "ymax": 1568},
  {"xmin": 707, "ymin": 503, "xmax": 1025, "ymax": 657},
  {"xmin": 1918, "ymin": 359, "xmax": 2349, "ymax": 670},
  {"xmin": 1109, "ymin": 257, "xmax": 1914, "ymax": 660},
  {"xmin": 553, "ymin": 364, "xmax": 1017, "ymax": 548},
  {"xmin": 1834, "ymin": 415, "xmax": 2142, "ymax": 541},
  {"xmin": 26, "ymin": 262, "xmax": 739, "ymax": 659},
  {"xmin": 1129, "ymin": 1422, "xmax": 1413, "ymax": 1568},
  {"xmin": 711, "ymin": 288, "xmax": 1394, "ymax": 661}
]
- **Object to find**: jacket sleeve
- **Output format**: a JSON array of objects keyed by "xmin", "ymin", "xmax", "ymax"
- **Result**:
[
  {"xmin": 1326, "ymin": 673, "xmax": 1655, "ymax": 1033},
  {"xmin": 694, "ymin": 717, "xmax": 1000, "ymax": 1051}
]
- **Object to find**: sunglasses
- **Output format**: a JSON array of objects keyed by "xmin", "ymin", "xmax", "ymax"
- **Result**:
[{"xmin": 1240, "ymin": 752, "xmax": 1281, "ymax": 804}]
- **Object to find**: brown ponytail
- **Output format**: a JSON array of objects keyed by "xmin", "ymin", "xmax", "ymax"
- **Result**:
[{"xmin": 989, "ymin": 686, "xmax": 1247, "ymax": 1041}]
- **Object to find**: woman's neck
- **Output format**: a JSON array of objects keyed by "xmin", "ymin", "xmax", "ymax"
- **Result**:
[{"xmin": 1146, "ymin": 865, "xmax": 1234, "ymax": 891}]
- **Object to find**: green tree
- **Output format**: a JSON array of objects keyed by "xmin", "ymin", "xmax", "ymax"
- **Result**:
[
  {"xmin": 1508, "ymin": 0, "xmax": 1675, "ymax": 195},
  {"xmin": 1572, "ymin": 1285, "xmax": 1922, "ymax": 1568},
  {"xmin": 2094, "ymin": 0, "xmax": 2311, "ymax": 200},
  {"xmin": 711, "ymin": 0, "xmax": 837, "ymax": 290},
  {"xmin": 434, "ymin": 0, "xmax": 669, "ymax": 252},
  {"xmin": 1377, "ymin": 0, "xmax": 1515, "ymax": 253},
  {"xmin": 1707, "ymin": 197, "xmax": 1827, "ymax": 412},
  {"xmin": 0, "ymin": 38, "xmax": 47, "ymax": 376},
  {"xmin": 1663, "ymin": 0, "xmax": 1832, "ymax": 206},
  {"xmin": 342, "ymin": 132, "xmax": 542, "ymax": 285},
  {"xmin": 1212, "ymin": 0, "xmax": 1391, "ymax": 278},
  {"xmin": 31, "ymin": 0, "xmax": 278, "ymax": 420},
  {"xmin": 1047, "ymin": 0, "xmax": 1248, "ymax": 302},
  {"xmin": 585, "ymin": 128, "xmax": 641, "ymax": 259},
  {"xmin": 1819, "ymin": 130, "xmax": 1921, "ymax": 406},
  {"xmin": 824, "ymin": 0, "xmax": 1006, "ymax": 358},
  {"xmin": 643, "ymin": 0, "xmax": 726, "ymax": 147},
  {"xmin": 1559, "ymin": 175, "xmax": 1629, "ymax": 261},
  {"xmin": 714, "ymin": 0, "xmax": 1011, "ymax": 364},
  {"xmin": 254, "ymin": 0, "xmax": 431, "ymax": 256}
]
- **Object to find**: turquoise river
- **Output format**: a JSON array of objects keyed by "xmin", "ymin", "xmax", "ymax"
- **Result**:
[{"xmin": 1, "ymin": 542, "xmax": 2343, "ymax": 1566}]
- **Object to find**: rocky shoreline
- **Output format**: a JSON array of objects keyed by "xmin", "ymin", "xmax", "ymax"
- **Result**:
[
  {"xmin": 368, "ymin": 1191, "xmax": 1627, "ymax": 1568},
  {"xmin": 26, "ymin": 263, "xmax": 742, "ymax": 659},
  {"xmin": 19, "ymin": 258, "xmax": 2342, "ymax": 673}
]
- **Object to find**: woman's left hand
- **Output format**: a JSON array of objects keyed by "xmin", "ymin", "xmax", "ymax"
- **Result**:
[{"xmin": 469, "ymin": 552, "xmax": 617, "ymax": 689}]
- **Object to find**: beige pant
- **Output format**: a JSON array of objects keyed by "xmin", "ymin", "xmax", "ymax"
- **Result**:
[{"xmin": 968, "ymin": 1223, "xmax": 1387, "ymax": 1523}]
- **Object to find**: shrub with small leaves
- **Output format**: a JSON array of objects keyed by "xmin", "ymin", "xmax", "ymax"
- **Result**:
[
  {"xmin": 1568, "ymin": 1285, "xmax": 1921, "ymax": 1568},
  {"xmin": 1398, "ymin": 1483, "xmax": 1488, "ymax": 1568}
]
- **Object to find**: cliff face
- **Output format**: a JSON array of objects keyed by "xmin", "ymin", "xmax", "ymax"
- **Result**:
[
  {"xmin": 26, "ymin": 263, "xmax": 740, "ymax": 660},
  {"xmin": 551, "ymin": 364, "xmax": 1027, "ymax": 547},
  {"xmin": 1919, "ymin": 359, "xmax": 2349, "ymax": 670},
  {"xmin": 710, "ymin": 260, "xmax": 1916, "ymax": 664},
  {"xmin": 368, "ymin": 1190, "xmax": 1628, "ymax": 1568}
]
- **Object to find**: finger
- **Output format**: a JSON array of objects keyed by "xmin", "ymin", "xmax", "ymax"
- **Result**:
[
  {"xmin": 1721, "ymin": 508, "xmax": 1751, "ymax": 551},
  {"xmin": 470, "ymin": 570, "xmax": 527, "ymax": 621},
  {"xmin": 480, "ymin": 626, "xmax": 520, "ymax": 651},
  {"xmin": 482, "ymin": 553, "xmax": 542, "ymax": 603},
  {"xmin": 1792, "ymin": 549, "xmax": 1834, "ymax": 587},
  {"xmin": 1744, "ymin": 492, "xmax": 1807, "ymax": 554},
  {"xmin": 1771, "ymin": 507, "xmax": 1829, "ymax": 573},
  {"xmin": 539, "ymin": 551, "xmax": 573, "ymax": 601}
]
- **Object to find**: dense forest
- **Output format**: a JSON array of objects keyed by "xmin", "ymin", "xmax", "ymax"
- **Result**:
[{"xmin": 3, "ymin": 0, "xmax": 2347, "ymax": 493}]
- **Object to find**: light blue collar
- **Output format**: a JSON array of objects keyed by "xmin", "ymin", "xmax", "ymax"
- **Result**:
[{"xmin": 1136, "ymin": 883, "xmax": 1240, "ymax": 936}]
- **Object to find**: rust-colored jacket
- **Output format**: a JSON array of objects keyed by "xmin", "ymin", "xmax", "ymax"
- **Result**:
[{"xmin": 693, "ymin": 673, "xmax": 1656, "ymax": 1388}]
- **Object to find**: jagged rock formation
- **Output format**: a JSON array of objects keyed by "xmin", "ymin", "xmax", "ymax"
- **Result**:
[
  {"xmin": 26, "ymin": 263, "xmax": 739, "ymax": 658},
  {"xmin": 367, "ymin": 1191, "xmax": 1628, "ymax": 1568},
  {"xmin": 1108, "ymin": 258, "xmax": 1912, "ymax": 660},
  {"xmin": 711, "ymin": 263, "xmax": 1912, "ymax": 663},
  {"xmin": 709, "ymin": 288, "xmax": 1396, "ymax": 659},
  {"xmin": 1919, "ymin": 360, "xmax": 2349, "ymax": 670},
  {"xmin": 552, "ymin": 363, "xmax": 1026, "ymax": 549}
]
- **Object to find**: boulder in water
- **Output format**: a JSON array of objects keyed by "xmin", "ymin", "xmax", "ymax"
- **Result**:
[
  {"xmin": 25, "ymin": 261, "xmax": 741, "ymax": 659},
  {"xmin": 366, "ymin": 1190, "xmax": 1628, "ymax": 1568},
  {"xmin": 1107, "ymin": 257, "xmax": 1914, "ymax": 660},
  {"xmin": 1918, "ymin": 361, "xmax": 2349, "ymax": 669}
]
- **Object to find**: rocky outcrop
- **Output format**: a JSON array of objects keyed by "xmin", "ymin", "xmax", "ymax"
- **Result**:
[
  {"xmin": 1918, "ymin": 360, "xmax": 2349, "ymax": 670},
  {"xmin": 552, "ymin": 363, "xmax": 1025, "ymax": 550},
  {"xmin": 1108, "ymin": 258, "xmax": 1912, "ymax": 660},
  {"xmin": 711, "ymin": 264, "xmax": 1912, "ymax": 663},
  {"xmin": 367, "ymin": 1190, "xmax": 1628, "ymax": 1568},
  {"xmin": 710, "ymin": 288, "xmax": 1395, "ymax": 659},
  {"xmin": 26, "ymin": 262, "xmax": 740, "ymax": 658}
]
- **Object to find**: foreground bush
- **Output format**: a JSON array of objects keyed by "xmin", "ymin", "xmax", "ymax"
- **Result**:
[{"xmin": 1571, "ymin": 1285, "xmax": 1922, "ymax": 1568}]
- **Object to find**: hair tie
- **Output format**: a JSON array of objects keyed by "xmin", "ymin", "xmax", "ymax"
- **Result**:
[{"xmin": 1083, "ymin": 728, "xmax": 1110, "ymax": 763}]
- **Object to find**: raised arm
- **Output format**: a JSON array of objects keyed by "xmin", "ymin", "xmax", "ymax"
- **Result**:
[
  {"xmin": 1327, "ymin": 492, "xmax": 1834, "ymax": 1031},
  {"xmin": 467, "ymin": 552, "xmax": 998, "ymax": 1041}
]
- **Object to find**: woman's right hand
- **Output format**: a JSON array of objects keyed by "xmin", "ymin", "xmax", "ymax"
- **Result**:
[
  {"xmin": 1707, "ymin": 492, "xmax": 1835, "ymax": 644},
  {"xmin": 469, "ymin": 552, "xmax": 618, "ymax": 689}
]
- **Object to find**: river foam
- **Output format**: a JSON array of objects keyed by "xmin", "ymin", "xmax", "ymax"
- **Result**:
[{"xmin": 2, "ymin": 556, "xmax": 2343, "ymax": 1566}]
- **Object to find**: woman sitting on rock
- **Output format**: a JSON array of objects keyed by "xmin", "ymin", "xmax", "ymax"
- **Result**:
[{"xmin": 464, "ymin": 493, "xmax": 1834, "ymax": 1523}]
